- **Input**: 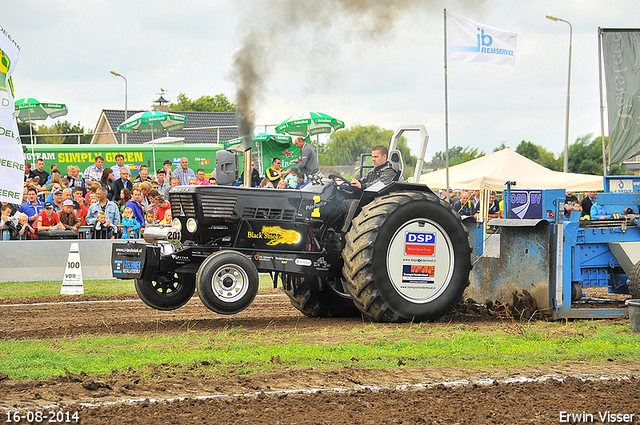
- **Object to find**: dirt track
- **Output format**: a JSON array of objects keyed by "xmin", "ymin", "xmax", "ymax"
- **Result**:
[{"xmin": 1, "ymin": 290, "xmax": 639, "ymax": 424}]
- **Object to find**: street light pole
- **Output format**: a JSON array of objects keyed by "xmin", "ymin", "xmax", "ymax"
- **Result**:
[
  {"xmin": 546, "ymin": 15, "xmax": 572, "ymax": 173},
  {"xmin": 110, "ymin": 70, "xmax": 128, "ymax": 145}
]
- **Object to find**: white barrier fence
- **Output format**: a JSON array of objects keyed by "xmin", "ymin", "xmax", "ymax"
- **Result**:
[{"xmin": 0, "ymin": 239, "xmax": 141, "ymax": 282}]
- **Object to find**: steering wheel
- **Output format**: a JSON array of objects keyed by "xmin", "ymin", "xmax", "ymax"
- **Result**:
[{"xmin": 328, "ymin": 173, "xmax": 356, "ymax": 195}]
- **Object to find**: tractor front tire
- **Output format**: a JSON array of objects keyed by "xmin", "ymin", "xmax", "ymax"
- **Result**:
[
  {"xmin": 135, "ymin": 273, "xmax": 196, "ymax": 311},
  {"xmin": 628, "ymin": 261, "xmax": 640, "ymax": 299}
]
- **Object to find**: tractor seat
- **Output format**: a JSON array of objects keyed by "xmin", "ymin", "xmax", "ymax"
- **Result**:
[{"xmin": 388, "ymin": 149, "xmax": 404, "ymax": 182}]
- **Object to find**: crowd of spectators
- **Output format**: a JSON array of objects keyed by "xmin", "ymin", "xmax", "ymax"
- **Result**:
[{"xmin": 0, "ymin": 155, "xmax": 203, "ymax": 240}]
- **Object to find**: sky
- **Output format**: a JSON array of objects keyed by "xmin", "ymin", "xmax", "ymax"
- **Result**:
[{"xmin": 4, "ymin": 0, "xmax": 638, "ymax": 161}]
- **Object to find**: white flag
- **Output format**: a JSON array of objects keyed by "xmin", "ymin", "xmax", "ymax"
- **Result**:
[
  {"xmin": 0, "ymin": 24, "xmax": 23, "ymax": 204},
  {"xmin": 447, "ymin": 12, "xmax": 517, "ymax": 66}
]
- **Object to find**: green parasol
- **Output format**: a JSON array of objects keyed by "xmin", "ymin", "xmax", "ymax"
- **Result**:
[
  {"xmin": 275, "ymin": 111, "xmax": 345, "ymax": 137},
  {"xmin": 14, "ymin": 97, "xmax": 69, "ymax": 148}
]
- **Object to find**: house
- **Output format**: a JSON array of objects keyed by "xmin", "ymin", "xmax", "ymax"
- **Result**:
[{"xmin": 90, "ymin": 108, "xmax": 239, "ymax": 145}]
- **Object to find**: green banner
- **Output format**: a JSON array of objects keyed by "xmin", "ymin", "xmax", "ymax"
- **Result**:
[{"xmin": 601, "ymin": 29, "xmax": 640, "ymax": 164}]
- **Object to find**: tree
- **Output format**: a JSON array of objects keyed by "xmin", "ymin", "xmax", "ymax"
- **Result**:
[
  {"xmin": 319, "ymin": 124, "xmax": 416, "ymax": 172},
  {"xmin": 568, "ymin": 133, "xmax": 626, "ymax": 175},
  {"xmin": 35, "ymin": 121, "xmax": 91, "ymax": 144},
  {"xmin": 427, "ymin": 146, "xmax": 484, "ymax": 168},
  {"xmin": 515, "ymin": 140, "xmax": 561, "ymax": 171},
  {"xmin": 169, "ymin": 93, "xmax": 236, "ymax": 112}
]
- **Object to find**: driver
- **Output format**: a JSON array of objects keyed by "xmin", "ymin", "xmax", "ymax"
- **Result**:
[{"xmin": 351, "ymin": 145, "xmax": 398, "ymax": 190}]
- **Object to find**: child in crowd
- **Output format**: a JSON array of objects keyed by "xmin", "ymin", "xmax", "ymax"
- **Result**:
[
  {"xmin": 170, "ymin": 177, "xmax": 180, "ymax": 188},
  {"xmin": 89, "ymin": 194, "xmax": 98, "ymax": 204},
  {"xmin": 16, "ymin": 213, "xmax": 35, "ymax": 240},
  {"xmin": 284, "ymin": 167, "xmax": 299, "ymax": 189},
  {"xmin": 160, "ymin": 209, "xmax": 172, "ymax": 226},
  {"xmin": 277, "ymin": 180, "xmax": 288, "ymax": 189},
  {"xmin": 1, "ymin": 204, "xmax": 13, "ymax": 240},
  {"xmin": 121, "ymin": 207, "xmax": 141, "ymax": 239},
  {"xmin": 93, "ymin": 211, "xmax": 117, "ymax": 239},
  {"xmin": 296, "ymin": 173, "xmax": 308, "ymax": 189},
  {"xmin": 188, "ymin": 177, "xmax": 197, "ymax": 185}
]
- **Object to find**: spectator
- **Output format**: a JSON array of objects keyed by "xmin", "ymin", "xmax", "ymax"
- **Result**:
[
  {"xmin": 265, "ymin": 158, "xmax": 284, "ymax": 187},
  {"xmin": 296, "ymin": 173, "xmax": 308, "ymax": 189},
  {"xmin": 118, "ymin": 188, "xmax": 131, "ymax": 214},
  {"xmin": 19, "ymin": 187, "xmax": 43, "ymax": 226},
  {"xmin": 195, "ymin": 168, "xmax": 209, "ymax": 185},
  {"xmin": 89, "ymin": 194, "xmax": 98, "ymax": 204},
  {"xmin": 100, "ymin": 168, "xmax": 116, "ymax": 201},
  {"xmin": 121, "ymin": 207, "xmax": 141, "ymax": 239},
  {"xmin": 452, "ymin": 191, "xmax": 478, "ymax": 217},
  {"xmin": 65, "ymin": 165, "xmax": 86, "ymax": 195},
  {"xmin": 85, "ymin": 182, "xmax": 101, "ymax": 204},
  {"xmin": 86, "ymin": 187, "xmax": 121, "ymax": 230},
  {"xmin": 1, "ymin": 204, "xmax": 14, "ymax": 240},
  {"xmin": 564, "ymin": 191, "xmax": 582, "ymax": 219},
  {"xmin": 62, "ymin": 187, "xmax": 73, "ymax": 202},
  {"xmin": 160, "ymin": 209, "xmax": 172, "ymax": 225},
  {"xmin": 125, "ymin": 188, "xmax": 146, "ymax": 229},
  {"xmin": 173, "ymin": 157, "xmax": 196, "ymax": 186},
  {"xmin": 44, "ymin": 172, "xmax": 64, "ymax": 193},
  {"xmin": 154, "ymin": 196, "xmax": 171, "ymax": 223},
  {"xmin": 36, "ymin": 202, "xmax": 64, "ymax": 231},
  {"xmin": 170, "ymin": 176, "xmax": 180, "ymax": 188},
  {"xmin": 581, "ymin": 191, "xmax": 597, "ymax": 219},
  {"xmin": 32, "ymin": 158, "xmax": 49, "ymax": 186},
  {"xmin": 284, "ymin": 166, "xmax": 299, "ymax": 189},
  {"xmin": 44, "ymin": 164, "xmax": 59, "ymax": 185},
  {"xmin": 292, "ymin": 136, "xmax": 320, "ymax": 177},
  {"xmin": 133, "ymin": 165, "xmax": 150, "ymax": 184},
  {"xmin": 188, "ymin": 177, "xmax": 197, "ymax": 185},
  {"xmin": 277, "ymin": 180, "xmax": 288, "ymax": 189},
  {"xmin": 240, "ymin": 158, "xmax": 261, "ymax": 187},
  {"xmin": 140, "ymin": 182, "xmax": 152, "ymax": 210},
  {"xmin": 84, "ymin": 155, "xmax": 105, "ymax": 185},
  {"xmin": 487, "ymin": 191, "xmax": 501, "ymax": 219},
  {"xmin": 93, "ymin": 211, "xmax": 117, "ymax": 239},
  {"xmin": 156, "ymin": 169, "xmax": 171, "ymax": 198},
  {"xmin": 58, "ymin": 200, "xmax": 80, "ymax": 231},
  {"xmin": 72, "ymin": 187, "xmax": 90, "ymax": 226},
  {"xmin": 162, "ymin": 160, "xmax": 174, "ymax": 179},
  {"xmin": 51, "ymin": 190, "xmax": 64, "ymax": 212},
  {"xmin": 259, "ymin": 178, "xmax": 274, "ymax": 188},
  {"xmin": 112, "ymin": 167, "xmax": 133, "ymax": 202},
  {"xmin": 110, "ymin": 154, "xmax": 130, "ymax": 180},
  {"xmin": 209, "ymin": 177, "xmax": 217, "ymax": 185},
  {"xmin": 15, "ymin": 213, "xmax": 35, "ymax": 240},
  {"xmin": 24, "ymin": 161, "xmax": 36, "ymax": 181},
  {"xmin": 350, "ymin": 145, "xmax": 398, "ymax": 190}
]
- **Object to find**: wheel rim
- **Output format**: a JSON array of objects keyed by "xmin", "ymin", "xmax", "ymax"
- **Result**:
[
  {"xmin": 152, "ymin": 274, "xmax": 180, "ymax": 294},
  {"xmin": 210, "ymin": 263, "xmax": 250, "ymax": 303},
  {"xmin": 386, "ymin": 218, "xmax": 455, "ymax": 303}
]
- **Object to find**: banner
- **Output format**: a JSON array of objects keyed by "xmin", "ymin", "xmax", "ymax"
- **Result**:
[
  {"xmin": 601, "ymin": 29, "xmax": 640, "ymax": 164},
  {"xmin": 0, "ymin": 23, "xmax": 23, "ymax": 204},
  {"xmin": 447, "ymin": 12, "xmax": 517, "ymax": 66}
]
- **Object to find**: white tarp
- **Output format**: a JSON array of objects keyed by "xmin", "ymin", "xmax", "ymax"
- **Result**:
[{"xmin": 418, "ymin": 148, "xmax": 604, "ymax": 191}]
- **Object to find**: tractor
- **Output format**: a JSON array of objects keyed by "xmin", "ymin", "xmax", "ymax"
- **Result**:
[{"xmin": 111, "ymin": 126, "xmax": 472, "ymax": 322}]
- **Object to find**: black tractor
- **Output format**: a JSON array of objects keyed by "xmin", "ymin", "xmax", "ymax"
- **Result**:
[{"xmin": 111, "ymin": 126, "xmax": 472, "ymax": 322}]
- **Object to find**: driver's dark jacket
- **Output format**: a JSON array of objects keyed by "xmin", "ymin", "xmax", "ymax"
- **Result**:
[{"xmin": 359, "ymin": 161, "xmax": 398, "ymax": 190}]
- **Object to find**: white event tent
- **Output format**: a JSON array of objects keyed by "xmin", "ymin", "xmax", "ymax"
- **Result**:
[{"xmin": 418, "ymin": 148, "xmax": 604, "ymax": 192}]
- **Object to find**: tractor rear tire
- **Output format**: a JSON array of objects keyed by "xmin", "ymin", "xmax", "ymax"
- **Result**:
[
  {"xmin": 284, "ymin": 276, "xmax": 361, "ymax": 318},
  {"xmin": 197, "ymin": 250, "xmax": 259, "ymax": 315},
  {"xmin": 135, "ymin": 273, "xmax": 196, "ymax": 311},
  {"xmin": 342, "ymin": 191, "xmax": 472, "ymax": 322},
  {"xmin": 628, "ymin": 261, "xmax": 640, "ymax": 298}
]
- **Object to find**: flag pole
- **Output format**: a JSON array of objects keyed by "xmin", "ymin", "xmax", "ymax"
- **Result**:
[
  {"xmin": 597, "ymin": 27, "xmax": 607, "ymax": 176},
  {"xmin": 443, "ymin": 8, "xmax": 451, "ymax": 202}
]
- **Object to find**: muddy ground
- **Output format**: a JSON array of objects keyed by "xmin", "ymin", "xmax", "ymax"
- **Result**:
[{"xmin": 0, "ymin": 289, "xmax": 638, "ymax": 424}]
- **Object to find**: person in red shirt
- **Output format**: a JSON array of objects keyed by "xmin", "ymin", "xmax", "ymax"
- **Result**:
[
  {"xmin": 154, "ymin": 196, "xmax": 171, "ymax": 223},
  {"xmin": 36, "ymin": 202, "xmax": 64, "ymax": 231}
]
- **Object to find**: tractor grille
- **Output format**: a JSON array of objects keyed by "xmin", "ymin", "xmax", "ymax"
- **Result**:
[
  {"xmin": 200, "ymin": 194, "xmax": 237, "ymax": 218},
  {"xmin": 242, "ymin": 207, "xmax": 296, "ymax": 220},
  {"xmin": 170, "ymin": 193, "xmax": 197, "ymax": 218}
]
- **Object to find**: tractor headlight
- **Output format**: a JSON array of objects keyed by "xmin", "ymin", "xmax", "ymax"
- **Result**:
[
  {"xmin": 186, "ymin": 218, "xmax": 197, "ymax": 233},
  {"xmin": 172, "ymin": 218, "xmax": 182, "ymax": 232}
]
